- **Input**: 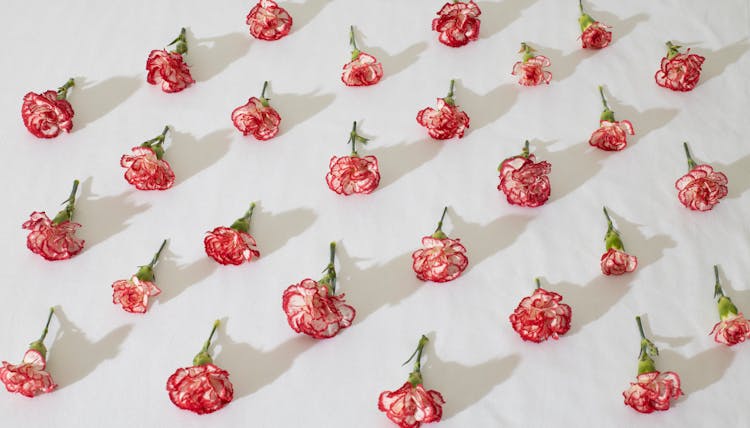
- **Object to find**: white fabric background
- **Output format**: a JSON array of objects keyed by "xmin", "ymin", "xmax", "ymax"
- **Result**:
[{"xmin": 1, "ymin": 0, "xmax": 749, "ymax": 426}]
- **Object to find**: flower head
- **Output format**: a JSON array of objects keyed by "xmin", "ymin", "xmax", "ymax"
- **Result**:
[
  {"xmin": 21, "ymin": 78, "xmax": 75, "ymax": 139},
  {"xmin": 146, "ymin": 29, "xmax": 194, "ymax": 93},
  {"xmin": 578, "ymin": 2, "xmax": 611, "ymax": 49},
  {"xmin": 412, "ymin": 207, "xmax": 469, "ymax": 283},
  {"xmin": 326, "ymin": 121, "xmax": 380, "ymax": 195},
  {"xmin": 710, "ymin": 266, "xmax": 750, "ymax": 346},
  {"xmin": 204, "ymin": 203, "xmax": 261, "ymax": 265},
  {"xmin": 1, "ymin": 308, "xmax": 57, "ymax": 398},
  {"xmin": 246, "ymin": 0, "xmax": 293, "ymax": 41},
  {"xmin": 23, "ymin": 180, "xmax": 84, "ymax": 261},
  {"xmin": 655, "ymin": 42, "xmax": 705, "ymax": 92},
  {"xmin": 121, "ymin": 126, "xmax": 175, "ymax": 190},
  {"xmin": 675, "ymin": 143, "xmax": 728, "ymax": 211},
  {"xmin": 509, "ymin": 279, "xmax": 572, "ymax": 342},
  {"xmin": 417, "ymin": 80, "xmax": 470, "ymax": 140},
  {"xmin": 432, "ymin": 1, "xmax": 481, "ymax": 47},
  {"xmin": 232, "ymin": 81, "xmax": 281, "ymax": 140},
  {"xmin": 600, "ymin": 207, "xmax": 638, "ymax": 275},
  {"xmin": 498, "ymin": 141, "xmax": 551, "ymax": 207},
  {"xmin": 512, "ymin": 43, "xmax": 551, "ymax": 86},
  {"xmin": 378, "ymin": 336, "xmax": 445, "ymax": 427},
  {"xmin": 342, "ymin": 26, "xmax": 383, "ymax": 86},
  {"xmin": 112, "ymin": 240, "xmax": 167, "ymax": 314}
]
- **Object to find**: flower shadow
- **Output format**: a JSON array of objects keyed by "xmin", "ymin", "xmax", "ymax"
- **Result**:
[
  {"xmin": 216, "ymin": 325, "xmax": 315, "ymax": 399},
  {"xmin": 713, "ymin": 153, "xmax": 750, "ymax": 199},
  {"xmin": 355, "ymin": 29, "xmax": 428, "ymax": 81},
  {"xmin": 154, "ymin": 248, "xmax": 217, "ymax": 305},
  {"xmin": 270, "ymin": 89, "xmax": 335, "ymax": 135},
  {"xmin": 187, "ymin": 31, "xmax": 252, "ymax": 82},
  {"xmin": 604, "ymin": 90, "xmax": 679, "ymax": 142},
  {"xmin": 713, "ymin": 267, "xmax": 750, "ymax": 314},
  {"xmin": 477, "ymin": 0, "xmax": 540, "ymax": 38},
  {"xmin": 251, "ymin": 203, "xmax": 317, "ymax": 258},
  {"xmin": 453, "ymin": 81, "xmax": 519, "ymax": 131},
  {"xmin": 699, "ymin": 38, "xmax": 750, "ymax": 86},
  {"xmin": 587, "ymin": 10, "xmax": 648, "ymax": 46},
  {"xmin": 531, "ymin": 43, "xmax": 592, "ymax": 82},
  {"xmin": 448, "ymin": 210, "xmax": 533, "ymax": 272},
  {"xmin": 551, "ymin": 276, "xmax": 632, "ymax": 335},
  {"xmin": 73, "ymin": 75, "xmax": 141, "ymax": 130},
  {"xmin": 76, "ymin": 177, "xmax": 151, "ymax": 249},
  {"xmin": 604, "ymin": 209, "xmax": 676, "ymax": 270},
  {"xmin": 424, "ymin": 334, "xmax": 520, "ymax": 420},
  {"xmin": 285, "ymin": 0, "xmax": 333, "ymax": 34},
  {"xmin": 533, "ymin": 139, "xmax": 604, "ymax": 203},
  {"xmin": 169, "ymin": 129, "xmax": 233, "ymax": 187},
  {"xmin": 368, "ymin": 139, "xmax": 444, "ymax": 191},
  {"xmin": 47, "ymin": 307, "xmax": 133, "ymax": 389},
  {"xmin": 336, "ymin": 246, "xmax": 421, "ymax": 326}
]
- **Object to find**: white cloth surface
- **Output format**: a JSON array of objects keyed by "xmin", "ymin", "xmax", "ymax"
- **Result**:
[{"xmin": 1, "ymin": 0, "xmax": 749, "ymax": 426}]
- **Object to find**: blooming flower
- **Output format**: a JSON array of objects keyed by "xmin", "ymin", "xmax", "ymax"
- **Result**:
[
  {"xmin": 204, "ymin": 203, "xmax": 261, "ymax": 265},
  {"xmin": 342, "ymin": 26, "xmax": 383, "ymax": 86},
  {"xmin": 600, "ymin": 207, "xmax": 638, "ymax": 275},
  {"xmin": 578, "ymin": 2, "xmax": 611, "ymax": 49},
  {"xmin": 675, "ymin": 143, "xmax": 728, "ymax": 211},
  {"xmin": 231, "ymin": 82, "xmax": 281, "ymax": 140},
  {"xmin": 417, "ymin": 80, "xmax": 470, "ymax": 140},
  {"xmin": 121, "ymin": 126, "xmax": 175, "ymax": 190},
  {"xmin": 498, "ymin": 141, "xmax": 551, "ymax": 207},
  {"xmin": 412, "ymin": 207, "xmax": 469, "ymax": 283},
  {"xmin": 589, "ymin": 121, "xmax": 634, "ymax": 151},
  {"xmin": 512, "ymin": 43, "xmax": 551, "ymax": 86},
  {"xmin": 112, "ymin": 240, "xmax": 167, "ymax": 314},
  {"xmin": 432, "ymin": 1, "xmax": 481, "ymax": 47},
  {"xmin": 1, "ymin": 308, "xmax": 57, "ymax": 398},
  {"xmin": 509, "ymin": 280, "xmax": 572, "ymax": 342},
  {"xmin": 378, "ymin": 336, "xmax": 445, "ymax": 428},
  {"xmin": 146, "ymin": 28, "xmax": 195, "ymax": 93},
  {"xmin": 167, "ymin": 321, "xmax": 233, "ymax": 414},
  {"xmin": 282, "ymin": 243, "xmax": 355, "ymax": 339},
  {"xmin": 21, "ymin": 78, "xmax": 75, "ymax": 139},
  {"xmin": 710, "ymin": 266, "xmax": 750, "ymax": 346},
  {"xmin": 623, "ymin": 316, "xmax": 683, "ymax": 413},
  {"xmin": 246, "ymin": 0, "xmax": 293, "ymax": 41},
  {"xmin": 22, "ymin": 180, "xmax": 84, "ymax": 261},
  {"xmin": 326, "ymin": 121, "xmax": 380, "ymax": 195},
  {"xmin": 655, "ymin": 42, "xmax": 705, "ymax": 92}
]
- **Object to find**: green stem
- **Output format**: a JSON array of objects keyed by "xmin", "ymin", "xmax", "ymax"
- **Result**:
[
  {"xmin": 521, "ymin": 140, "xmax": 530, "ymax": 158},
  {"xmin": 169, "ymin": 28, "xmax": 188, "ymax": 55},
  {"xmin": 444, "ymin": 79, "xmax": 456, "ymax": 105},
  {"xmin": 683, "ymin": 142, "xmax": 697, "ymax": 171},
  {"xmin": 350, "ymin": 121, "xmax": 358, "ymax": 155},
  {"xmin": 230, "ymin": 203, "xmax": 256, "ymax": 233},
  {"xmin": 149, "ymin": 240, "xmax": 168, "ymax": 268},
  {"xmin": 52, "ymin": 179, "xmax": 80, "ymax": 224},
  {"xmin": 261, "ymin": 81, "xmax": 269, "ymax": 99},
  {"xmin": 38, "ymin": 307, "xmax": 55, "ymax": 343},
  {"xmin": 603, "ymin": 206, "xmax": 613, "ymax": 228},
  {"xmin": 349, "ymin": 25, "xmax": 359, "ymax": 58},
  {"xmin": 636, "ymin": 316, "xmax": 645, "ymax": 340},
  {"xmin": 598, "ymin": 86, "xmax": 609, "ymax": 110},
  {"xmin": 193, "ymin": 320, "xmax": 220, "ymax": 366},
  {"xmin": 434, "ymin": 207, "xmax": 449, "ymax": 234},
  {"xmin": 56, "ymin": 78, "xmax": 75, "ymax": 100},
  {"xmin": 404, "ymin": 335, "xmax": 429, "ymax": 386},
  {"xmin": 320, "ymin": 242, "xmax": 337, "ymax": 295},
  {"xmin": 579, "ymin": 0, "xmax": 584, "ymax": 13},
  {"xmin": 202, "ymin": 321, "xmax": 219, "ymax": 353},
  {"xmin": 534, "ymin": 278, "xmax": 541, "ymax": 289}
]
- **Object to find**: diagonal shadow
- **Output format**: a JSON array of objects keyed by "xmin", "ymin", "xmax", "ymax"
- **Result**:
[
  {"xmin": 168, "ymin": 129, "xmax": 233, "ymax": 186},
  {"xmin": 586, "ymin": 10, "xmax": 648, "ymax": 46},
  {"xmin": 477, "ymin": 0, "xmax": 541, "ymax": 38},
  {"xmin": 285, "ymin": 0, "xmax": 333, "ymax": 34},
  {"xmin": 533, "ymin": 140, "xmax": 604, "ymax": 203},
  {"xmin": 271, "ymin": 89, "xmax": 335, "ymax": 135},
  {"xmin": 532, "ymin": 43, "xmax": 593, "ymax": 82},
  {"xmin": 73, "ymin": 75, "xmax": 141, "ymax": 130},
  {"xmin": 711, "ymin": 267, "xmax": 750, "ymax": 319},
  {"xmin": 448, "ymin": 211, "xmax": 533, "ymax": 271},
  {"xmin": 552, "ymin": 276, "xmax": 632, "ymax": 335},
  {"xmin": 368, "ymin": 139, "xmax": 444, "ymax": 191},
  {"xmin": 186, "ymin": 31, "xmax": 252, "ymax": 82},
  {"xmin": 216, "ymin": 324, "xmax": 316, "ymax": 399},
  {"xmin": 713, "ymin": 154, "xmax": 750, "ymax": 199},
  {"xmin": 47, "ymin": 307, "xmax": 133, "ymax": 389},
  {"xmin": 76, "ymin": 177, "xmax": 151, "ymax": 249},
  {"xmin": 603, "ymin": 89, "xmax": 680, "ymax": 141},
  {"xmin": 454, "ymin": 81, "xmax": 519, "ymax": 131},
  {"xmin": 422, "ymin": 334, "xmax": 520, "ymax": 420},
  {"xmin": 354, "ymin": 28, "xmax": 427, "ymax": 81},
  {"xmin": 604, "ymin": 209, "xmax": 676, "ymax": 270},
  {"xmin": 251, "ymin": 203, "xmax": 317, "ymax": 258},
  {"xmin": 700, "ymin": 38, "xmax": 750, "ymax": 85},
  {"xmin": 154, "ymin": 248, "xmax": 217, "ymax": 305}
]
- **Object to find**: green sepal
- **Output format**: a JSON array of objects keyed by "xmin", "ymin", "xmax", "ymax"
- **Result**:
[
  {"xmin": 28, "ymin": 340, "xmax": 48, "ymax": 360},
  {"xmin": 718, "ymin": 296, "xmax": 739, "ymax": 319},
  {"xmin": 579, "ymin": 13, "xmax": 595, "ymax": 32}
]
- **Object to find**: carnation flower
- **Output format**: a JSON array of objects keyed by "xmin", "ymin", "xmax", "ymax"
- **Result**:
[
  {"xmin": 204, "ymin": 203, "xmax": 261, "ymax": 265},
  {"xmin": 246, "ymin": 0, "xmax": 293, "ymax": 41},
  {"xmin": 655, "ymin": 41, "xmax": 705, "ymax": 92},
  {"xmin": 231, "ymin": 81, "xmax": 281, "ymax": 141},
  {"xmin": 675, "ymin": 143, "xmax": 728, "ymax": 211},
  {"xmin": 710, "ymin": 265, "xmax": 750, "ymax": 346},
  {"xmin": 282, "ymin": 242, "xmax": 356, "ymax": 339},
  {"xmin": 146, "ymin": 28, "xmax": 195, "ymax": 93},
  {"xmin": 1, "ymin": 308, "xmax": 57, "ymax": 398},
  {"xmin": 378, "ymin": 335, "xmax": 445, "ymax": 427},
  {"xmin": 498, "ymin": 141, "xmax": 551, "ymax": 207},
  {"xmin": 600, "ymin": 207, "xmax": 638, "ymax": 275},
  {"xmin": 509, "ymin": 279, "xmax": 572, "ymax": 342},
  {"xmin": 578, "ymin": 1, "xmax": 612, "ymax": 49},
  {"xmin": 512, "ymin": 43, "xmax": 551, "ymax": 86},
  {"xmin": 326, "ymin": 121, "xmax": 380, "ymax": 195},
  {"xmin": 112, "ymin": 240, "xmax": 167, "ymax": 314},
  {"xmin": 432, "ymin": 1, "xmax": 481, "ymax": 47},
  {"xmin": 623, "ymin": 316, "xmax": 683, "ymax": 413},
  {"xmin": 22, "ymin": 180, "xmax": 84, "ymax": 261},
  {"xmin": 166, "ymin": 320, "xmax": 233, "ymax": 414},
  {"xmin": 588, "ymin": 86, "xmax": 635, "ymax": 151},
  {"xmin": 412, "ymin": 207, "xmax": 469, "ymax": 283},
  {"xmin": 121, "ymin": 126, "xmax": 176, "ymax": 190},
  {"xmin": 417, "ymin": 79, "xmax": 470, "ymax": 140},
  {"xmin": 342, "ymin": 26, "xmax": 383, "ymax": 86},
  {"xmin": 21, "ymin": 78, "xmax": 75, "ymax": 139}
]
